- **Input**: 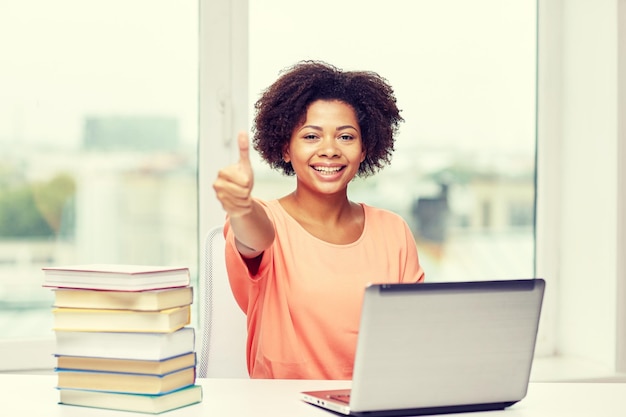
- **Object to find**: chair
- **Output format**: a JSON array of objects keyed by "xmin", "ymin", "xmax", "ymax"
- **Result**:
[{"xmin": 197, "ymin": 225, "xmax": 249, "ymax": 378}]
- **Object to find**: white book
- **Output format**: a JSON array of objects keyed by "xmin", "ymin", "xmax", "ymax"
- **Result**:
[
  {"xmin": 43, "ymin": 264, "xmax": 190, "ymax": 291},
  {"xmin": 54, "ymin": 327, "xmax": 196, "ymax": 361}
]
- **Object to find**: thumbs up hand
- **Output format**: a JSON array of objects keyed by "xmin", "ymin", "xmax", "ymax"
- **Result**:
[{"xmin": 213, "ymin": 131, "xmax": 256, "ymax": 217}]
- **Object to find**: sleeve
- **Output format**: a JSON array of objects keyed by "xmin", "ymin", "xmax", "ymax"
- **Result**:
[
  {"xmin": 222, "ymin": 201, "xmax": 274, "ymax": 311},
  {"xmin": 401, "ymin": 218, "xmax": 426, "ymax": 283}
]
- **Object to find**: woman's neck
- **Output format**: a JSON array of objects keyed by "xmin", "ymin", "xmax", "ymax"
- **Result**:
[{"xmin": 278, "ymin": 188, "xmax": 364, "ymax": 244}]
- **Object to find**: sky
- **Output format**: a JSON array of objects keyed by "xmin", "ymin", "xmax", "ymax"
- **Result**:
[
  {"xmin": 0, "ymin": 0, "xmax": 536, "ymax": 154},
  {"xmin": 249, "ymin": 0, "xmax": 537, "ymax": 154},
  {"xmin": 0, "ymin": 1, "xmax": 198, "ymax": 147}
]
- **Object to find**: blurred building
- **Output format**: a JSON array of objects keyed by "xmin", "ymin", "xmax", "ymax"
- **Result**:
[
  {"xmin": 0, "ymin": 115, "xmax": 197, "ymax": 307},
  {"xmin": 83, "ymin": 116, "xmax": 180, "ymax": 151}
]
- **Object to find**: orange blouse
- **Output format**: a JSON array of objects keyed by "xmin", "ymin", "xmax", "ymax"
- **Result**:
[{"xmin": 224, "ymin": 199, "xmax": 424, "ymax": 379}]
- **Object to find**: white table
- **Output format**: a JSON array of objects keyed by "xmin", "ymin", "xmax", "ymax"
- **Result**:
[{"xmin": 2, "ymin": 374, "xmax": 625, "ymax": 416}]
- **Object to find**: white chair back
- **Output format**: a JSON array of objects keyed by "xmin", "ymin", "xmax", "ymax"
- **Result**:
[{"xmin": 197, "ymin": 225, "xmax": 249, "ymax": 378}]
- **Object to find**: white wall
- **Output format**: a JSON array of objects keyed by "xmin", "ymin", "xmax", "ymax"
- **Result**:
[
  {"xmin": 617, "ymin": 0, "xmax": 626, "ymax": 373},
  {"xmin": 537, "ymin": 0, "xmax": 624, "ymax": 373},
  {"xmin": 560, "ymin": 0, "xmax": 618, "ymax": 367}
]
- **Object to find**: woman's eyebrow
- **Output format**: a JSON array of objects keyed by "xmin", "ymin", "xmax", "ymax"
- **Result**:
[
  {"xmin": 298, "ymin": 125, "xmax": 322, "ymax": 132},
  {"xmin": 297, "ymin": 124, "xmax": 359, "ymax": 132},
  {"xmin": 336, "ymin": 125, "xmax": 358, "ymax": 131}
]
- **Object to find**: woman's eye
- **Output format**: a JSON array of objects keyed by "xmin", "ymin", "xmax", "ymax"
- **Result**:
[
  {"xmin": 304, "ymin": 134, "xmax": 318, "ymax": 140},
  {"xmin": 338, "ymin": 134, "xmax": 354, "ymax": 141}
]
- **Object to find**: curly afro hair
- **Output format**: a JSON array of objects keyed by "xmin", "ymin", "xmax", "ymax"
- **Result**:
[{"xmin": 252, "ymin": 60, "xmax": 403, "ymax": 177}]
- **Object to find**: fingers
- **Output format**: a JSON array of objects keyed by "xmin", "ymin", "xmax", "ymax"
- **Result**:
[{"xmin": 213, "ymin": 167, "xmax": 254, "ymax": 217}]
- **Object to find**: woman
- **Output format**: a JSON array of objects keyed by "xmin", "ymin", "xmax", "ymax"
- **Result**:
[{"xmin": 213, "ymin": 61, "xmax": 424, "ymax": 379}]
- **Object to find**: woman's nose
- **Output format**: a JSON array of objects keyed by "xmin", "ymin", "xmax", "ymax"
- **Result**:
[{"xmin": 318, "ymin": 136, "xmax": 341, "ymax": 157}]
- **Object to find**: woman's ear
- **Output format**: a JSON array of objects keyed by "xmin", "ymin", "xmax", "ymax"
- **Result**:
[{"xmin": 283, "ymin": 147, "xmax": 291, "ymax": 163}]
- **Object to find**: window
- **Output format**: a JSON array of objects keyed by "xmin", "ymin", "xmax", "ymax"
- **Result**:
[
  {"xmin": 247, "ymin": 0, "xmax": 537, "ymax": 283},
  {"xmin": 0, "ymin": 1, "xmax": 198, "ymax": 370},
  {"xmin": 4, "ymin": 0, "xmax": 624, "ymax": 380},
  {"xmin": 200, "ymin": 0, "xmax": 539, "ymax": 353}
]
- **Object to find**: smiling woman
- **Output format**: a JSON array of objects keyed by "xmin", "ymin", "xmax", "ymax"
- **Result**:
[{"xmin": 212, "ymin": 60, "xmax": 425, "ymax": 379}]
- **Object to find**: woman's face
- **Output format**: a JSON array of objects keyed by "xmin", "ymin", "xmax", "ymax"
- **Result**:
[{"xmin": 284, "ymin": 99, "xmax": 365, "ymax": 196}]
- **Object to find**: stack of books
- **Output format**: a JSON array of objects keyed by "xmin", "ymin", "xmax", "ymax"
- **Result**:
[{"xmin": 42, "ymin": 264, "xmax": 203, "ymax": 414}]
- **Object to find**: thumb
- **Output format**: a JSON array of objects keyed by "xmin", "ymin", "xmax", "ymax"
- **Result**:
[{"xmin": 237, "ymin": 131, "xmax": 251, "ymax": 166}]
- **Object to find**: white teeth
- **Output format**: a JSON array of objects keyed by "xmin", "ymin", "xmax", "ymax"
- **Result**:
[{"xmin": 314, "ymin": 166, "xmax": 342, "ymax": 174}]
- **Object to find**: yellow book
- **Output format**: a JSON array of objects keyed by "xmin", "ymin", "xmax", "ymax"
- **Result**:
[
  {"xmin": 52, "ymin": 286, "xmax": 193, "ymax": 311},
  {"xmin": 57, "ymin": 366, "xmax": 196, "ymax": 395},
  {"xmin": 52, "ymin": 305, "xmax": 190, "ymax": 333},
  {"xmin": 56, "ymin": 352, "xmax": 196, "ymax": 375}
]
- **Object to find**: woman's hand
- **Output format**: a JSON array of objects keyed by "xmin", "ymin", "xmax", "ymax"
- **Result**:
[
  {"xmin": 213, "ymin": 131, "xmax": 255, "ymax": 217},
  {"xmin": 213, "ymin": 131, "xmax": 275, "ymax": 259}
]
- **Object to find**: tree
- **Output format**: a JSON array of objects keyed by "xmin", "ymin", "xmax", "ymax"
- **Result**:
[{"xmin": 0, "ymin": 173, "xmax": 76, "ymax": 238}]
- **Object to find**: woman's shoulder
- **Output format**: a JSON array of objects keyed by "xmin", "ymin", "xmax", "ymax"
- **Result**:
[
  {"xmin": 254, "ymin": 198, "xmax": 280, "ymax": 208},
  {"xmin": 253, "ymin": 198, "xmax": 294, "ymax": 228},
  {"xmin": 361, "ymin": 202, "xmax": 407, "ymax": 223},
  {"xmin": 361, "ymin": 202, "xmax": 412, "ymax": 238},
  {"xmin": 250, "ymin": 198, "xmax": 280, "ymax": 214}
]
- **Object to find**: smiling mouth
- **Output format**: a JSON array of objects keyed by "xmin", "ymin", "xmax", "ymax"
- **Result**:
[{"xmin": 312, "ymin": 166, "xmax": 344, "ymax": 174}]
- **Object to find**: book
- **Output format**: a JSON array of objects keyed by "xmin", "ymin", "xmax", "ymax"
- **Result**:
[
  {"xmin": 52, "ymin": 305, "xmax": 191, "ymax": 333},
  {"xmin": 42, "ymin": 264, "xmax": 190, "ymax": 291},
  {"xmin": 56, "ymin": 352, "xmax": 196, "ymax": 375},
  {"xmin": 55, "ymin": 327, "xmax": 196, "ymax": 360},
  {"xmin": 58, "ymin": 384, "xmax": 203, "ymax": 414},
  {"xmin": 57, "ymin": 366, "xmax": 196, "ymax": 395},
  {"xmin": 52, "ymin": 286, "xmax": 193, "ymax": 311}
]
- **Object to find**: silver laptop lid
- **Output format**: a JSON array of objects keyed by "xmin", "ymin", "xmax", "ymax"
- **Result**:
[{"xmin": 349, "ymin": 279, "xmax": 545, "ymax": 413}]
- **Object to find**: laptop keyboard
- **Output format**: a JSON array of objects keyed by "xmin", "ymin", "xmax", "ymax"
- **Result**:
[{"xmin": 329, "ymin": 394, "xmax": 351, "ymax": 404}]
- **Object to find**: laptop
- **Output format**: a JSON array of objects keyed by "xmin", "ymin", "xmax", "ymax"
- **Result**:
[{"xmin": 301, "ymin": 278, "xmax": 545, "ymax": 416}]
